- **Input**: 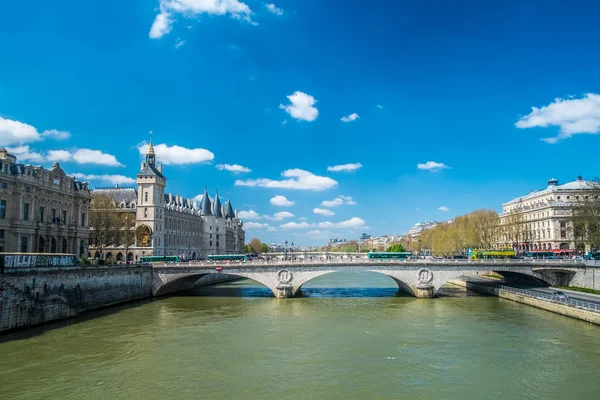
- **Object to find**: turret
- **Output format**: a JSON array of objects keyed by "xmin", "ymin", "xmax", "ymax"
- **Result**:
[
  {"xmin": 200, "ymin": 187, "xmax": 212, "ymax": 216},
  {"xmin": 214, "ymin": 190, "xmax": 223, "ymax": 218}
]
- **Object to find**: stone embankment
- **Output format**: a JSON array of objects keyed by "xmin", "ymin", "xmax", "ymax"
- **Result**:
[{"xmin": 450, "ymin": 278, "xmax": 600, "ymax": 325}]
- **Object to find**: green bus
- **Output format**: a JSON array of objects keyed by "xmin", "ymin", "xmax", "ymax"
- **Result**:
[
  {"xmin": 207, "ymin": 254, "xmax": 248, "ymax": 262},
  {"xmin": 140, "ymin": 255, "xmax": 180, "ymax": 263},
  {"xmin": 524, "ymin": 252, "xmax": 555, "ymax": 259},
  {"xmin": 368, "ymin": 252, "xmax": 412, "ymax": 259}
]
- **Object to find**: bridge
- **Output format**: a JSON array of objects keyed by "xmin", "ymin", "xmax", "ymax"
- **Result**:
[{"xmin": 152, "ymin": 259, "xmax": 594, "ymax": 298}]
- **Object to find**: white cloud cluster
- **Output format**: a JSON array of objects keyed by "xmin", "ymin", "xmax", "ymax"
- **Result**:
[
  {"xmin": 280, "ymin": 217, "xmax": 366, "ymax": 229},
  {"xmin": 270, "ymin": 195, "xmax": 294, "ymax": 206},
  {"xmin": 340, "ymin": 113, "xmax": 359, "ymax": 123},
  {"xmin": 244, "ymin": 222, "xmax": 270, "ymax": 230},
  {"xmin": 216, "ymin": 163, "xmax": 251, "ymax": 173},
  {"xmin": 279, "ymin": 91, "xmax": 319, "ymax": 122},
  {"xmin": 264, "ymin": 3, "xmax": 283, "ymax": 15},
  {"xmin": 72, "ymin": 173, "xmax": 136, "ymax": 185},
  {"xmin": 438, "ymin": 206, "xmax": 449, "ymax": 211},
  {"xmin": 268, "ymin": 211, "xmax": 294, "ymax": 221},
  {"xmin": 236, "ymin": 169, "xmax": 337, "ymax": 191},
  {"xmin": 6, "ymin": 146, "xmax": 45, "ymax": 163},
  {"xmin": 313, "ymin": 208, "xmax": 335, "ymax": 216},
  {"xmin": 0, "ymin": 116, "xmax": 71, "ymax": 146},
  {"xmin": 7, "ymin": 146, "xmax": 123, "ymax": 167},
  {"xmin": 137, "ymin": 142, "xmax": 214, "ymax": 165},
  {"xmin": 327, "ymin": 163, "xmax": 362, "ymax": 172},
  {"xmin": 149, "ymin": 0, "xmax": 253, "ymax": 39},
  {"xmin": 238, "ymin": 210, "xmax": 261, "ymax": 220},
  {"xmin": 515, "ymin": 93, "xmax": 600, "ymax": 144},
  {"xmin": 417, "ymin": 161, "xmax": 449, "ymax": 171},
  {"xmin": 320, "ymin": 195, "xmax": 356, "ymax": 207}
]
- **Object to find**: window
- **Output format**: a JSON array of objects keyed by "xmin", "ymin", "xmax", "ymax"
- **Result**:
[
  {"xmin": 210, "ymin": 233, "xmax": 212, "ymax": 239},
  {"xmin": 23, "ymin": 202, "xmax": 30, "ymax": 220},
  {"xmin": 145, "ymin": 192, "xmax": 148, "ymax": 202},
  {"xmin": 0, "ymin": 199, "xmax": 6, "ymax": 218},
  {"xmin": 0, "ymin": 229, "xmax": 4, "ymax": 239},
  {"xmin": 1, "ymin": 182, "xmax": 6, "ymax": 189},
  {"xmin": 210, "ymin": 241, "xmax": 212, "ymax": 246},
  {"xmin": 51, "ymin": 208, "xmax": 56, "ymax": 222},
  {"xmin": 25, "ymin": 186, "xmax": 30, "ymax": 193},
  {"xmin": 144, "ymin": 208, "xmax": 148, "ymax": 218},
  {"xmin": 217, "ymin": 242, "xmax": 219, "ymax": 247},
  {"xmin": 62, "ymin": 210, "xmax": 67, "ymax": 224},
  {"xmin": 39, "ymin": 206, "xmax": 45, "ymax": 222},
  {"xmin": 2, "ymin": 164, "xmax": 7, "ymax": 173},
  {"xmin": 21, "ymin": 236, "xmax": 28, "ymax": 252},
  {"xmin": 81, "ymin": 212, "xmax": 86, "ymax": 227}
]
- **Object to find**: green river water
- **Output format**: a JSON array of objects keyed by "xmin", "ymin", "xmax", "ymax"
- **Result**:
[{"xmin": 1, "ymin": 271, "xmax": 599, "ymax": 400}]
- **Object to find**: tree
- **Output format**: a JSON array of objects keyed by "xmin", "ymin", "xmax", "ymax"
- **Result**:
[
  {"xmin": 571, "ymin": 179, "xmax": 600, "ymax": 251},
  {"xmin": 249, "ymin": 238, "xmax": 262, "ymax": 254},
  {"xmin": 244, "ymin": 244, "xmax": 251, "ymax": 253},
  {"xmin": 503, "ymin": 209, "xmax": 526, "ymax": 250},
  {"xmin": 120, "ymin": 213, "xmax": 136, "ymax": 261},
  {"xmin": 387, "ymin": 243, "xmax": 406, "ymax": 252},
  {"xmin": 261, "ymin": 243, "xmax": 269, "ymax": 253},
  {"xmin": 470, "ymin": 209, "xmax": 500, "ymax": 249},
  {"xmin": 90, "ymin": 194, "xmax": 119, "ymax": 255}
]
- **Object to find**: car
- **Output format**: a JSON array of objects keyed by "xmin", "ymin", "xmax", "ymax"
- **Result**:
[{"xmin": 552, "ymin": 291, "xmax": 568, "ymax": 300}]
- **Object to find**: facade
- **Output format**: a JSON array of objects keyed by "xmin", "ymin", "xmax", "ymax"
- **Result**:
[
  {"xmin": 90, "ymin": 142, "xmax": 245, "ymax": 262},
  {"xmin": 0, "ymin": 148, "xmax": 91, "ymax": 256},
  {"xmin": 497, "ymin": 177, "xmax": 594, "ymax": 253}
]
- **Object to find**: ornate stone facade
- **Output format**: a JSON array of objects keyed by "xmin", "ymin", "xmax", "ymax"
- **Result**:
[
  {"xmin": 0, "ymin": 148, "xmax": 91, "ymax": 256},
  {"xmin": 90, "ymin": 142, "xmax": 245, "ymax": 262}
]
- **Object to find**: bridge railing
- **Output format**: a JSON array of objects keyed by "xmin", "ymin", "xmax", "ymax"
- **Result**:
[{"xmin": 463, "ymin": 278, "xmax": 600, "ymax": 313}]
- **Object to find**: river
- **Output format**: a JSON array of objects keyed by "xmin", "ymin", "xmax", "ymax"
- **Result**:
[{"xmin": 1, "ymin": 271, "xmax": 599, "ymax": 400}]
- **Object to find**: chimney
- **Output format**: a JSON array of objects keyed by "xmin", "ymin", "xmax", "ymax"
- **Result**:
[{"xmin": 157, "ymin": 164, "xmax": 162, "ymax": 173}]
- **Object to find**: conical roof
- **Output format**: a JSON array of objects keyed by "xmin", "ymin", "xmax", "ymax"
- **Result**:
[
  {"xmin": 200, "ymin": 188, "xmax": 212, "ymax": 216},
  {"xmin": 224, "ymin": 197, "xmax": 235, "ymax": 218},
  {"xmin": 214, "ymin": 191, "xmax": 223, "ymax": 217}
]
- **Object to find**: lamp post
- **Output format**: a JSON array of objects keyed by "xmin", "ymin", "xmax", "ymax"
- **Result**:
[
  {"xmin": 418, "ymin": 239, "xmax": 422, "ymax": 257},
  {"xmin": 285, "ymin": 240, "xmax": 288, "ymax": 260}
]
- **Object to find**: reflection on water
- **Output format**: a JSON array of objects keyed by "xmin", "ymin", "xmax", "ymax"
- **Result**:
[{"xmin": 1, "ymin": 271, "xmax": 599, "ymax": 400}]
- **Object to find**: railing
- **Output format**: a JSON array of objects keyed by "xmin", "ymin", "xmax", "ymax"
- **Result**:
[{"xmin": 463, "ymin": 278, "xmax": 600, "ymax": 312}]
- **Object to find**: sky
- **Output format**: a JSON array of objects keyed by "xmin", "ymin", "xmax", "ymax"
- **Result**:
[{"xmin": 1, "ymin": 0, "xmax": 599, "ymax": 245}]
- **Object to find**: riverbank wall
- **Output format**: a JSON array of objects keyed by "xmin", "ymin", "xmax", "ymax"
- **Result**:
[
  {"xmin": 449, "ymin": 279, "xmax": 600, "ymax": 325},
  {"xmin": 0, "ymin": 265, "xmax": 153, "ymax": 332}
]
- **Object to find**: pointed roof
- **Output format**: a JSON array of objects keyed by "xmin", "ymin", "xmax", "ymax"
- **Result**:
[
  {"xmin": 224, "ymin": 196, "xmax": 235, "ymax": 218},
  {"xmin": 200, "ymin": 187, "xmax": 212, "ymax": 216},
  {"xmin": 213, "ymin": 190, "xmax": 223, "ymax": 218}
]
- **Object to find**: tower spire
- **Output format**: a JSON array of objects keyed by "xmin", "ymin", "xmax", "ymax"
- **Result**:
[{"xmin": 146, "ymin": 130, "xmax": 156, "ymax": 165}]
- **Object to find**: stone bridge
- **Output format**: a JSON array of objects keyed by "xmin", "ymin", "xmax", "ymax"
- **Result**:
[{"xmin": 152, "ymin": 260, "xmax": 593, "ymax": 298}]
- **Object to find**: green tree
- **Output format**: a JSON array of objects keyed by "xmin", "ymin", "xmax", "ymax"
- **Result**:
[
  {"xmin": 387, "ymin": 243, "xmax": 406, "ymax": 252},
  {"xmin": 244, "ymin": 244, "xmax": 251, "ymax": 253},
  {"xmin": 261, "ymin": 243, "xmax": 269, "ymax": 253}
]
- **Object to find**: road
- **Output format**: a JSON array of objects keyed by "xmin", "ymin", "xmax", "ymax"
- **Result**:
[{"xmin": 462, "ymin": 275, "xmax": 600, "ymax": 306}]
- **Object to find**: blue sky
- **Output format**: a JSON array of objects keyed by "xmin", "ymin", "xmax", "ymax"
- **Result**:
[{"xmin": 1, "ymin": 0, "xmax": 599, "ymax": 245}]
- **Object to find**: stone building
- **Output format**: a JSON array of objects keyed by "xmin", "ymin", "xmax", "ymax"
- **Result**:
[
  {"xmin": 0, "ymin": 148, "xmax": 91, "ymax": 256},
  {"xmin": 497, "ymin": 177, "xmax": 595, "ymax": 254},
  {"xmin": 90, "ymin": 141, "xmax": 245, "ymax": 262}
]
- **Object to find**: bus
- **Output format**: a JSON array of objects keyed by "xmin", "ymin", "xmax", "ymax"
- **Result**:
[
  {"xmin": 586, "ymin": 251, "xmax": 600, "ymax": 260},
  {"xmin": 470, "ymin": 249, "xmax": 515, "ymax": 260},
  {"xmin": 368, "ymin": 252, "xmax": 412, "ymax": 260},
  {"xmin": 523, "ymin": 251, "xmax": 556, "ymax": 260},
  {"xmin": 140, "ymin": 255, "xmax": 180, "ymax": 263},
  {"xmin": 206, "ymin": 254, "xmax": 248, "ymax": 262}
]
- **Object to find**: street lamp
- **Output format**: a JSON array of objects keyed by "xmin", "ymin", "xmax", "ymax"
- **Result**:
[
  {"xmin": 418, "ymin": 239, "xmax": 422, "ymax": 257},
  {"xmin": 285, "ymin": 240, "xmax": 288, "ymax": 260}
]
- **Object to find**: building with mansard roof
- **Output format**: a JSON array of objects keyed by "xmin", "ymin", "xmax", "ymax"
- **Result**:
[
  {"xmin": 497, "ymin": 176, "xmax": 595, "ymax": 254},
  {"xmin": 90, "ymin": 141, "xmax": 245, "ymax": 262},
  {"xmin": 0, "ymin": 148, "xmax": 91, "ymax": 256}
]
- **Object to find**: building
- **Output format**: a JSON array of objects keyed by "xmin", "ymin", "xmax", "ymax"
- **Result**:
[
  {"xmin": 90, "ymin": 141, "xmax": 245, "ymax": 262},
  {"xmin": 405, "ymin": 221, "xmax": 438, "ymax": 238},
  {"xmin": 497, "ymin": 177, "xmax": 595, "ymax": 253},
  {"xmin": 0, "ymin": 148, "xmax": 91, "ymax": 256}
]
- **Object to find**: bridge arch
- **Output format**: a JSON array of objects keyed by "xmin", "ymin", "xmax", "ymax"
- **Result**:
[{"xmin": 153, "ymin": 272, "xmax": 279, "ymax": 297}]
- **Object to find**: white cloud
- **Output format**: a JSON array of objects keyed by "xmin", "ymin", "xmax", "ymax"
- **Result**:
[
  {"xmin": 175, "ymin": 38, "xmax": 186, "ymax": 49},
  {"xmin": 46, "ymin": 150, "xmax": 72, "ymax": 162},
  {"xmin": 71, "ymin": 149, "xmax": 123, "ymax": 166},
  {"xmin": 340, "ymin": 113, "xmax": 359, "ymax": 123},
  {"xmin": 149, "ymin": 0, "xmax": 253, "ymax": 39},
  {"xmin": 280, "ymin": 217, "xmax": 367, "ymax": 229},
  {"xmin": 320, "ymin": 195, "xmax": 356, "ymax": 207},
  {"xmin": 376, "ymin": 104, "xmax": 384, "ymax": 109},
  {"xmin": 282, "ymin": 119, "xmax": 288, "ymax": 125},
  {"xmin": 236, "ymin": 168, "xmax": 337, "ymax": 191},
  {"xmin": 438, "ymin": 206, "xmax": 449, "ymax": 211},
  {"xmin": 41, "ymin": 129, "xmax": 71, "ymax": 140},
  {"xmin": 216, "ymin": 163, "xmax": 251, "ymax": 173},
  {"xmin": 264, "ymin": 3, "xmax": 283, "ymax": 15},
  {"xmin": 0, "ymin": 116, "xmax": 42, "ymax": 146},
  {"xmin": 6, "ymin": 146, "xmax": 45, "ymax": 163},
  {"xmin": 280, "ymin": 221, "xmax": 311, "ymax": 229},
  {"xmin": 270, "ymin": 195, "xmax": 294, "ymax": 206},
  {"xmin": 327, "ymin": 163, "xmax": 362, "ymax": 172},
  {"xmin": 417, "ymin": 161, "xmax": 450, "ymax": 171},
  {"xmin": 267, "ymin": 211, "xmax": 294, "ymax": 221},
  {"xmin": 72, "ymin": 173, "xmax": 135, "ymax": 185},
  {"xmin": 244, "ymin": 222, "xmax": 270, "ymax": 229},
  {"xmin": 137, "ymin": 142, "xmax": 214, "ymax": 165},
  {"xmin": 515, "ymin": 93, "xmax": 600, "ymax": 143},
  {"xmin": 238, "ymin": 210, "xmax": 261, "ymax": 220},
  {"xmin": 279, "ymin": 91, "xmax": 319, "ymax": 122},
  {"xmin": 313, "ymin": 208, "xmax": 335, "ymax": 216}
]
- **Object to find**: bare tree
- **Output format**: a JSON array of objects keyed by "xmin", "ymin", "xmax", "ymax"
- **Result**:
[
  {"xmin": 89, "ymin": 194, "xmax": 119, "ymax": 256},
  {"xmin": 120, "ymin": 213, "xmax": 136, "ymax": 262},
  {"xmin": 249, "ymin": 237, "xmax": 262, "ymax": 254},
  {"xmin": 571, "ymin": 179, "xmax": 600, "ymax": 251}
]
